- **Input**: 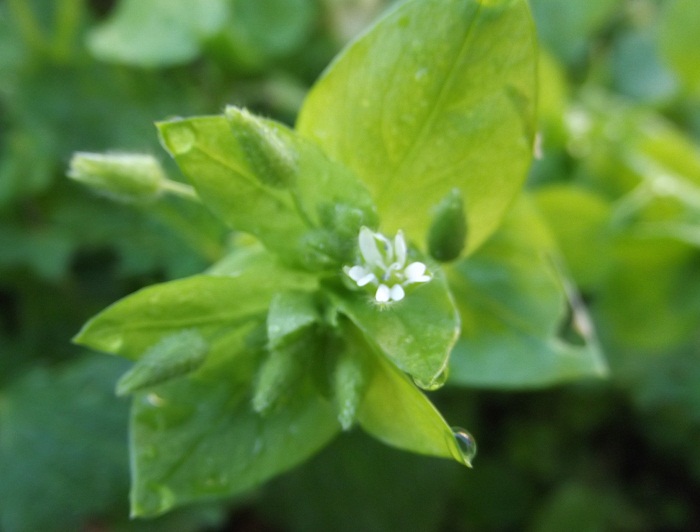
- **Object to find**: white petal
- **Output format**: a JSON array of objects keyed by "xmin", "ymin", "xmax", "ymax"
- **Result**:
[
  {"xmin": 346, "ymin": 265, "xmax": 366, "ymax": 281},
  {"xmin": 359, "ymin": 227, "xmax": 385, "ymax": 268},
  {"xmin": 404, "ymin": 262, "xmax": 430, "ymax": 282},
  {"xmin": 389, "ymin": 284, "xmax": 405, "ymax": 302},
  {"xmin": 394, "ymin": 231, "xmax": 407, "ymax": 267},
  {"xmin": 357, "ymin": 273, "xmax": 377, "ymax": 287},
  {"xmin": 375, "ymin": 284, "xmax": 390, "ymax": 303}
]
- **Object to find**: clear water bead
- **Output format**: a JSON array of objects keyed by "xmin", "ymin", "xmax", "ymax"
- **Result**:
[{"xmin": 451, "ymin": 427, "xmax": 477, "ymax": 466}]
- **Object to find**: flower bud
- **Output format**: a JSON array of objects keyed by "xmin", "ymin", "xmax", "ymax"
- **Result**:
[
  {"xmin": 68, "ymin": 152, "xmax": 166, "ymax": 203},
  {"xmin": 427, "ymin": 188, "xmax": 468, "ymax": 262},
  {"xmin": 226, "ymin": 106, "xmax": 298, "ymax": 189},
  {"xmin": 115, "ymin": 330, "xmax": 209, "ymax": 396}
]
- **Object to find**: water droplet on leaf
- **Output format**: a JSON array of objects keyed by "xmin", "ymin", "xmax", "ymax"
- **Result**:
[
  {"xmin": 413, "ymin": 368, "xmax": 448, "ymax": 391},
  {"xmin": 451, "ymin": 427, "xmax": 477, "ymax": 466},
  {"xmin": 163, "ymin": 123, "xmax": 196, "ymax": 155}
]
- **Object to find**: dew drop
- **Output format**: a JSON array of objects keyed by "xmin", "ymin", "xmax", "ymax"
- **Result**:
[
  {"xmin": 155, "ymin": 484, "xmax": 176, "ymax": 512},
  {"xmin": 141, "ymin": 445, "xmax": 158, "ymax": 459},
  {"xmin": 451, "ymin": 427, "xmax": 477, "ymax": 466},
  {"xmin": 102, "ymin": 335, "xmax": 123, "ymax": 353},
  {"xmin": 414, "ymin": 68, "xmax": 428, "ymax": 81},
  {"xmin": 163, "ymin": 124, "xmax": 196, "ymax": 155},
  {"xmin": 413, "ymin": 368, "xmax": 449, "ymax": 391},
  {"xmin": 146, "ymin": 393, "xmax": 166, "ymax": 407}
]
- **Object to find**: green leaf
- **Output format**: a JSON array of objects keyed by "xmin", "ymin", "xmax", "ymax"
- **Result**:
[
  {"xmin": 208, "ymin": 0, "xmax": 317, "ymax": 71},
  {"xmin": 116, "ymin": 330, "xmax": 209, "ymax": 396},
  {"xmin": 533, "ymin": 185, "xmax": 613, "ymax": 291},
  {"xmin": 327, "ymin": 269, "xmax": 460, "ymax": 387},
  {"xmin": 74, "ymin": 247, "xmax": 317, "ymax": 359},
  {"xmin": 595, "ymin": 236, "xmax": 700, "ymax": 352},
  {"xmin": 87, "ymin": 0, "xmax": 227, "ymax": 67},
  {"xmin": 297, "ymin": 0, "xmax": 537, "ymax": 254},
  {"xmin": 529, "ymin": 0, "xmax": 620, "ymax": 64},
  {"xmin": 0, "ymin": 357, "xmax": 130, "ymax": 532},
  {"xmin": 447, "ymin": 197, "xmax": 608, "ymax": 389},
  {"xmin": 128, "ymin": 333, "xmax": 339, "ymax": 517},
  {"xmin": 659, "ymin": 0, "xmax": 700, "ymax": 94},
  {"xmin": 350, "ymin": 327, "xmax": 469, "ymax": 466}
]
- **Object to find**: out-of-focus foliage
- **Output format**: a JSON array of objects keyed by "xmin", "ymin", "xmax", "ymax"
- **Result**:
[{"xmin": 1, "ymin": 0, "xmax": 700, "ymax": 531}]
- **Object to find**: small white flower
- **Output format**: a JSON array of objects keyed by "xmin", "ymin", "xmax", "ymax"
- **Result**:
[{"xmin": 343, "ymin": 227, "xmax": 432, "ymax": 303}]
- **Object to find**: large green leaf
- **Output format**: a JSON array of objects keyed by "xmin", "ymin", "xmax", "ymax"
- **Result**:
[
  {"xmin": 297, "ymin": 0, "xmax": 537, "ymax": 254},
  {"xmin": 74, "ymin": 247, "xmax": 316, "ymax": 359},
  {"xmin": 447, "ymin": 197, "xmax": 608, "ymax": 388},
  {"xmin": 128, "ymin": 331, "xmax": 339, "ymax": 517},
  {"xmin": 327, "ymin": 271, "xmax": 460, "ymax": 387}
]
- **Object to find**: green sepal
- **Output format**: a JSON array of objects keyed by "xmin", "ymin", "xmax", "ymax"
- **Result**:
[
  {"xmin": 115, "ymin": 330, "xmax": 209, "ymax": 396},
  {"xmin": 267, "ymin": 291, "xmax": 319, "ymax": 349},
  {"xmin": 331, "ymin": 333, "xmax": 371, "ymax": 431},
  {"xmin": 427, "ymin": 188, "xmax": 468, "ymax": 262},
  {"xmin": 252, "ymin": 332, "xmax": 317, "ymax": 414}
]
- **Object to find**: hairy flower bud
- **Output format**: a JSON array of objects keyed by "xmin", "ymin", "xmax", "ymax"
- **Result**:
[{"xmin": 68, "ymin": 152, "xmax": 167, "ymax": 203}]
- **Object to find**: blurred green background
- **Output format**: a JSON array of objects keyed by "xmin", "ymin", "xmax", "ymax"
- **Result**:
[{"xmin": 1, "ymin": 0, "xmax": 699, "ymax": 530}]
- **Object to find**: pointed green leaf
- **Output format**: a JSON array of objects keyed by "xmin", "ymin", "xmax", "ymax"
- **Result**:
[
  {"xmin": 116, "ymin": 330, "xmax": 209, "ymax": 396},
  {"xmin": 350, "ymin": 329, "xmax": 469, "ymax": 466},
  {"xmin": 327, "ymin": 271, "xmax": 460, "ymax": 386},
  {"xmin": 129, "ymin": 336, "xmax": 339, "ymax": 517},
  {"xmin": 74, "ymin": 247, "xmax": 317, "ymax": 359},
  {"xmin": 298, "ymin": 0, "xmax": 537, "ymax": 254},
  {"xmin": 447, "ymin": 197, "xmax": 608, "ymax": 389}
]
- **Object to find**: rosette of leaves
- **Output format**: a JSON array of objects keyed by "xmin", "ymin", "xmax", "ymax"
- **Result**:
[{"xmin": 74, "ymin": 0, "xmax": 540, "ymax": 517}]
